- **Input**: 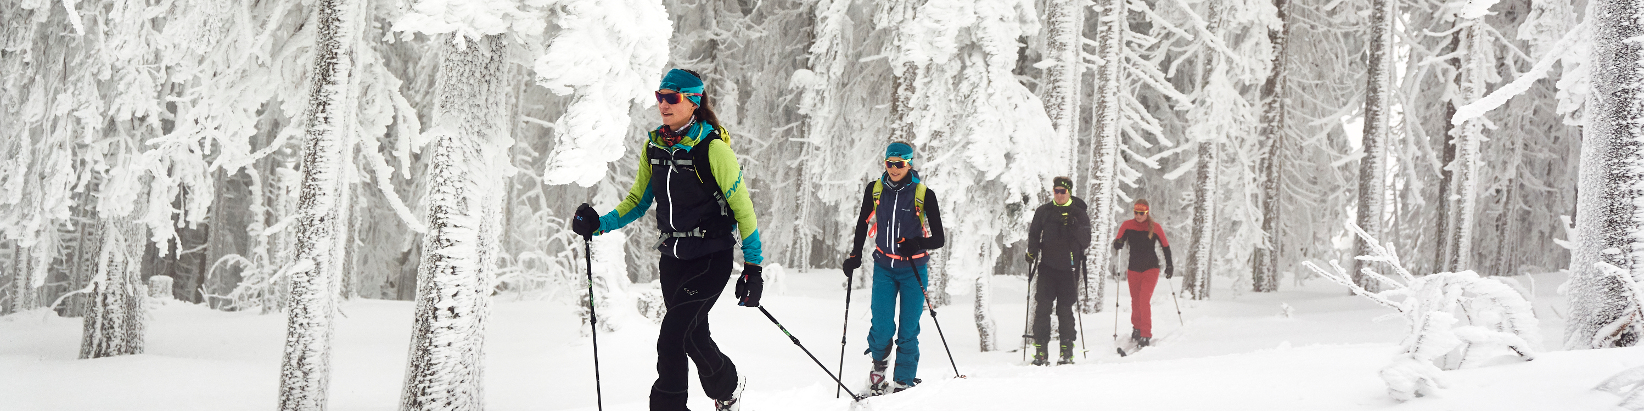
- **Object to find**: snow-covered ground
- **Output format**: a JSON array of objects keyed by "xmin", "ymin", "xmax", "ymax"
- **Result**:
[{"xmin": 2, "ymin": 270, "xmax": 1636, "ymax": 410}]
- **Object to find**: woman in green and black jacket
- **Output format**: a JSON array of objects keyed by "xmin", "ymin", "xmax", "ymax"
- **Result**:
[{"xmin": 571, "ymin": 69, "xmax": 762, "ymax": 411}]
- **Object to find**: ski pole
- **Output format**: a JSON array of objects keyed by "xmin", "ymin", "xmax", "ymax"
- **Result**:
[
  {"xmin": 915, "ymin": 260, "xmax": 965, "ymax": 379},
  {"xmin": 1165, "ymin": 271, "xmax": 1185, "ymax": 326},
  {"xmin": 1111, "ymin": 252, "xmax": 1121, "ymax": 342},
  {"xmin": 757, "ymin": 306, "xmax": 868, "ymax": 401},
  {"xmin": 836, "ymin": 267, "xmax": 855, "ymax": 399},
  {"xmin": 1076, "ymin": 256, "xmax": 1089, "ymax": 359},
  {"xmin": 582, "ymin": 237, "xmax": 604, "ymax": 411},
  {"xmin": 1019, "ymin": 257, "xmax": 1038, "ymax": 363}
]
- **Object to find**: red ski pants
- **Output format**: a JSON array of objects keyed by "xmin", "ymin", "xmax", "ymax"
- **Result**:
[{"xmin": 1127, "ymin": 268, "xmax": 1160, "ymax": 338}]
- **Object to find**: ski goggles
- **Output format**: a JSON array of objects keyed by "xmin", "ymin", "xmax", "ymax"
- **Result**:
[
  {"xmin": 655, "ymin": 91, "xmax": 703, "ymax": 105},
  {"xmin": 884, "ymin": 160, "xmax": 908, "ymax": 169}
]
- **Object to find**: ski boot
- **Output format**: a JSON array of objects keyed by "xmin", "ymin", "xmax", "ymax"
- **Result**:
[
  {"xmin": 1057, "ymin": 342, "xmax": 1075, "ymax": 365},
  {"xmin": 868, "ymin": 360, "xmax": 890, "ymax": 395},
  {"xmin": 1031, "ymin": 343, "xmax": 1050, "ymax": 366},
  {"xmin": 715, "ymin": 375, "xmax": 746, "ymax": 411},
  {"xmin": 1131, "ymin": 329, "xmax": 1152, "ymax": 348},
  {"xmin": 892, "ymin": 378, "xmax": 921, "ymax": 394}
]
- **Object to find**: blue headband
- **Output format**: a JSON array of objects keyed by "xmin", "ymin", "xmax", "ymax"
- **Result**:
[
  {"xmin": 659, "ymin": 69, "xmax": 705, "ymax": 105},
  {"xmin": 885, "ymin": 142, "xmax": 914, "ymax": 161}
]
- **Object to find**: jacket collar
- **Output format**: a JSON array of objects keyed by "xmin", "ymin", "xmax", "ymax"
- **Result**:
[
  {"xmin": 881, "ymin": 169, "xmax": 921, "ymax": 190},
  {"xmin": 651, "ymin": 121, "xmax": 714, "ymax": 150}
]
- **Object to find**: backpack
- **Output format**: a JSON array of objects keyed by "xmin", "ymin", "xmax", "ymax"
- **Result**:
[
  {"xmin": 648, "ymin": 127, "xmax": 735, "ymax": 237},
  {"xmin": 865, "ymin": 179, "xmax": 929, "ymax": 239}
]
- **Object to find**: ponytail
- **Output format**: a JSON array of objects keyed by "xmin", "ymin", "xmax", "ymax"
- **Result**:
[{"xmin": 681, "ymin": 69, "xmax": 725, "ymax": 136}]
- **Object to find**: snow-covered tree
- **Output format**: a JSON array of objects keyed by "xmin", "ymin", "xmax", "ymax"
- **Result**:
[
  {"xmin": 787, "ymin": 0, "xmax": 854, "ymax": 272},
  {"xmin": 1565, "ymin": 0, "xmax": 1644, "ymax": 350},
  {"xmin": 392, "ymin": 0, "xmax": 594, "ymax": 405},
  {"xmin": 1041, "ymin": 0, "xmax": 1083, "ymax": 176},
  {"xmin": 80, "ymin": 217, "xmax": 146, "ymax": 359},
  {"xmin": 911, "ymin": 0, "xmax": 1060, "ymax": 311},
  {"xmin": 1252, "ymin": 0, "xmax": 1291, "ymax": 293},
  {"xmin": 277, "ymin": 0, "xmax": 369, "ymax": 409},
  {"xmin": 1433, "ymin": 0, "xmax": 1503, "ymax": 273},
  {"xmin": 1351, "ymin": 0, "xmax": 1396, "ymax": 291},
  {"xmin": 395, "ymin": 33, "xmax": 516, "ymax": 411},
  {"xmin": 1175, "ymin": 0, "xmax": 1278, "ymax": 300}
]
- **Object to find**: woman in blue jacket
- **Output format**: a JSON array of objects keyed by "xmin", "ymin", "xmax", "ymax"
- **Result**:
[{"xmin": 840, "ymin": 141, "xmax": 946, "ymax": 395}]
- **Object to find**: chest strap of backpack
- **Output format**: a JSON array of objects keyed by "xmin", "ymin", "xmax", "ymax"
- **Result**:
[{"xmin": 654, "ymin": 227, "xmax": 710, "ymax": 248}]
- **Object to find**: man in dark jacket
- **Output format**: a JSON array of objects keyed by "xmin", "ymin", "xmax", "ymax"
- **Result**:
[{"xmin": 1024, "ymin": 176, "xmax": 1091, "ymax": 365}]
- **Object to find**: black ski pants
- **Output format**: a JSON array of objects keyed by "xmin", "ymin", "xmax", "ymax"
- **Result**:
[
  {"xmin": 650, "ymin": 248, "xmax": 739, "ymax": 411},
  {"xmin": 1032, "ymin": 266, "xmax": 1079, "ymax": 347}
]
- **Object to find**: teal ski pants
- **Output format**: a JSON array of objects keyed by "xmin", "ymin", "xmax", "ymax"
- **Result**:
[{"xmin": 866, "ymin": 261, "xmax": 928, "ymax": 385}]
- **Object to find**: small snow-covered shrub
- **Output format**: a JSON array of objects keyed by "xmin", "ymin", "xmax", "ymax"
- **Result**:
[
  {"xmin": 147, "ymin": 276, "xmax": 174, "ymax": 302},
  {"xmin": 763, "ymin": 263, "xmax": 787, "ymax": 296},
  {"xmin": 635, "ymin": 288, "xmax": 666, "ymax": 324},
  {"xmin": 1304, "ymin": 222, "xmax": 1539, "ymax": 401},
  {"xmin": 1597, "ymin": 365, "xmax": 1644, "ymax": 410},
  {"xmin": 579, "ymin": 232, "xmax": 634, "ymax": 334}
]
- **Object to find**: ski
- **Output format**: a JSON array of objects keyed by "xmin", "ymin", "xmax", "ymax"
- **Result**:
[
  {"xmin": 1114, "ymin": 333, "xmax": 1143, "ymax": 357},
  {"xmin": 868, "ymin": 378, "xmax": 921, "ymax": 397}
]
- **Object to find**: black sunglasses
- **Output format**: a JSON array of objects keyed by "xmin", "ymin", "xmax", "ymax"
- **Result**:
[
  {"xmin": 1053, "ymin": 188, "xmax": 1068, "ymax": 194},
  {"xmin": 885, "ymin": 160, "xmax": 908, "ymax": 169},
  {"xmin": 655, "ymin": 91, "xmax": 703, "ymax": 105}
]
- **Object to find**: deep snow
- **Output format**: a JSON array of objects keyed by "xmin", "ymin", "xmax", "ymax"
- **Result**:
[{"xmin": 2, "ymin": 270, "xmax": 1637, "ymax": 410}]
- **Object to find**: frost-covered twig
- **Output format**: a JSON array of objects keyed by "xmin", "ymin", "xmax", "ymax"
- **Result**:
[
  {"xmin": 1303, "ymin": 260, "xmax": 1402, "ymax": 310},
  {"xmin": 1451, "ymin": 22, "xmax": 1584, "ymax": 125},
  {"xmin": 1343, "ymin": 221, "xmax": 1416, "ymax": 283}
]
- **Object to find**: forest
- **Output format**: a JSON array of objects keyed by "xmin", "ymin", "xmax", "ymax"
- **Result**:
[{"xmin": 3, "ymin": 0, "xmax": 1642, "ymax": 408}]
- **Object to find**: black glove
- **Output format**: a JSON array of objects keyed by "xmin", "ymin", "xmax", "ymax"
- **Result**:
[
  {"xmin": 736, "ymin": 264, "xmax": 764, "ymax": 307},
  {"xmin": 1024, "ymin": 252, "xmax": 1036, "ymax": 264},
  {"xmin": 895, "ymin": 237, "xmax": 925, "ymax": 259},
  {"xmin": 572, "ymin": 203, "xmax": 601, "ymax": 238},
  {"xmin": 842, "ymin": 254, "xmax": 861, "ymax": 278},
  {"xmin": 1112, "ymin": 239, "xmax": 1123, "ymax": 251},
  {"xmin": 1165, "ymin": 265, "xmax": 1175, "ymax": 279}
]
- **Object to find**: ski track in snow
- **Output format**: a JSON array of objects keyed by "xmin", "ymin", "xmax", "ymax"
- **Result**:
[{"xmin": 0, "ymin": 271, "xmax": 1636, "ymax": 411}]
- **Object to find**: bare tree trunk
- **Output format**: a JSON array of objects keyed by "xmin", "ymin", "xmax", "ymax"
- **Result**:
[
  {"xmin": 1186, "ymin": 140, "xmax": 1218, "ymax": 300},
  {"xmin": 1352, "ymin": 0, "xmax": 1395, "ymax": 292},
  {"xmin": 929, "ymin": 251, "xmax": 951, "ymax": 307},
  {"xmin": 399, "ymin": 34, "xmax": 512, "ymax": 411},
  {"xmin": 1252, "ymin": 0, "xmax": 1291, "ymax": 293},
  {"xmin": 278, "ymin": 0, "xmax": 366, "ymax": 408},
  {"xmin": 1566, "ymin": 0, "xmax": 1644, "ymax": 350},
  {"xmin": 974, "ymin": 272, "xmax": 997, "ymax": 351},
  {"xmin": 1433, "ymin": 38, "xmax": 1460, "ymax": 275},
  {"xmin": 12, "ymin": 243, "xmax": 35, "ymax": 313}
]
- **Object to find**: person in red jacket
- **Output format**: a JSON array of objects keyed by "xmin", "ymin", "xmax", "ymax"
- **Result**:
[{"xmin": 1111, "ymin": 198, "xmax": 1173, "ymax": 347}]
